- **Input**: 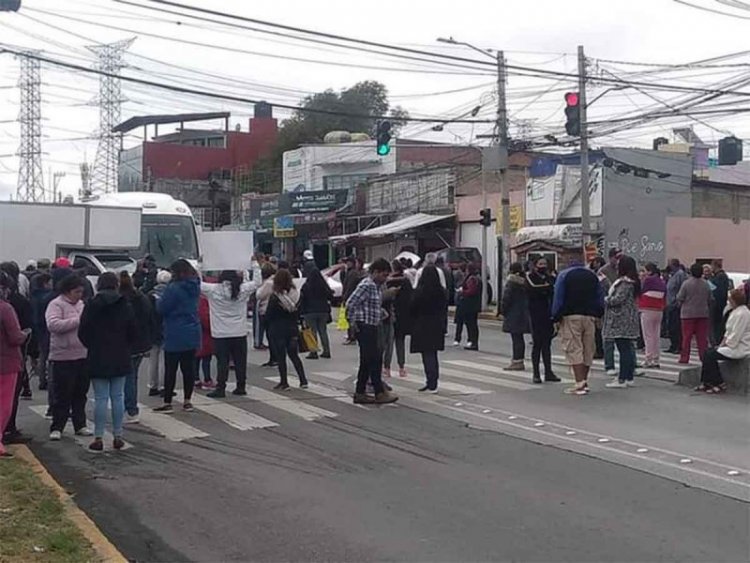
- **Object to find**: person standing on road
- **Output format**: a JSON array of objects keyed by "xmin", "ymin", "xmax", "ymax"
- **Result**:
[
  {"xmin": 695, "ymin": 289, "xmax": 750, "ymax": 393},
  {"xmin": 146, "ymin": 270, "xmax": 171, "ymax": 397},
  {"xmin": 266, "ymin": 268, "xmax": 308, "ymax": 391},
  {"xmin": 603, "ymin": 256, "xmax": 642, "ymax": 389},
  {"xmin": 45, "ymin": 274, "xmax": 90, "ymax": 440},
  {"xmin": 410, "ymin": 265, "xmax": 447, "ymax": 393},
  {"xmin": 194, "ymin": 293, "xmax": 215, "ymax": 390},
  {"xmin": 387, "ymin": 260, "xmax": 413, "ymax": 378},
  {"xmin": 677, "ymin": 263, "xmax": 713, "ymax": 364},
  {"xmin": 301, "ymin": 249, "xmax": 317, "ymax": 278},
  {"xmin": 526, "ymin": 258, "xmax": 560, "ymax": 384},
  {"xmin": 341, "ymin": 257, "xmax": 366, "ymax": 345},
  {"xmin": 78, "ymin": 273, "xmax": 136, "ymax": 452},
  {"xmin": 0, "ymin": 272, "xmax": 30, "ymax": 459},
  {"xmin": 346, "ymin": 258, "xmax": 398, "ymax": 405},
  {"xmin": 552, "ymin": 261, "xmax": 605, "ymax": 395},
  {"xmin": 300, "ymin": 267, "xmax": 334, "ymax": 360},
  {"xmin": 154, "ymin": 259, "xmax": 201, "ymax": 413},
  {"xmin": 588, "ymin": 256, "xmax": 607, "ymax": 360},
  {"xmin": 501, "ymin": 262, "xmax": 531, "ymax": 371},
  {"xmin": 119, "ymin": 271, "xmax": 155, "ymax": 424},
  {"xmin": 665, "ymin": 258, "xmax": 688, "ymax": 354},
  {"xmin": 598, "ymin": 248, "xmax": 622, "ymax": 286},
  {"xmin": 452, "ymin": 263, "xmax": 467, "ymax": 346},
  {"xmin": 29, "ymin": 272, "xmax": 52, "ymax": 392},
  {"xmin": 459, "ymin": 263, "xmax": 482, "ymax": 351},
  {"xmin": 710, "ymin": 259, "xmax": 731, "ymax": 345},
  {"xmin": 256, "ymin": 264, "xmax": 277, "ymax": 367},
  {"xmin": 202, "ymin": 270, "xmax": 257, "ymax": 398},
  {"xmin": 639, "ymin": 263, "xmax": 667, "ymax": 369}
]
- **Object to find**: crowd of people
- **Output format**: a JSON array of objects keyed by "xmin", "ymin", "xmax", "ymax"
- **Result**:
[{"xmin": 1, "ymin": 247, "xmax": 749, "ymax": 457}]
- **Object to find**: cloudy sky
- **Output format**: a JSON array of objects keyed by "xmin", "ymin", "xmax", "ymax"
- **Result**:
[{"xmin": 1, "ymin": 0, "xmax": 750, "ymax": 200}]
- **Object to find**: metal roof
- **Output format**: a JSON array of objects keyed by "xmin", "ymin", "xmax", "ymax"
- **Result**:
[
  {"xmin": 113, "ymin": 112, "xmax": 230, "ymax": 134},
  {"xmin": 330, "ymin": 213, "xmax": 454, "ymax": 242}
]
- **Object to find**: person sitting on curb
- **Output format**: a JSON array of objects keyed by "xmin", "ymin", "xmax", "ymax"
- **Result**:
[{"xmin": 695, "ymin": 288, "xmax": 750, "ymax": 394}]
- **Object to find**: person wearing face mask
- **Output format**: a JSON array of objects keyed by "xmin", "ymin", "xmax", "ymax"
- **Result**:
[{"xmin": 525, "ymin": 258, "xmax": 560, "ymax": 384}]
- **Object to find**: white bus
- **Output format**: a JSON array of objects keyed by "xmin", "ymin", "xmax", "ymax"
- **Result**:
[{"xmin": 86, "ymin": 192, "xmax": 201, "ymax": 268}]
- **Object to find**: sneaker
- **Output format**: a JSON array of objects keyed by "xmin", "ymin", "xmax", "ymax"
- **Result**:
[
  {"xmin": 231, "ymin": 388, "xmax": 247, "ymax": 396},
  {"xmin": 625, "ymin": 380, "xmax": 636, "ymax": 388},
  {"xmin": 428, "ymin": 388, "xmax": 439, "ymax": 394},
  {"xmin": 148, "ymin": 388, "xmax": 162, "ymax": 397},
  {"xmin": 124, "ymin": 414, "xmax": 140, "ymax": 425},
  {"xmin": 194, "ymin": 381, "xmax": 203, "ymax": 390},
  {"xmin": 207, "ymin": 389, "xmax": 226, "ymax": 399},
  {"xmin": 452, "ymin": 341, "xmax": 461, "ymax": 347},
  {"xmin": 75, "ymin": 427, "xmax": 93, "ymax": 437},
  {"xmin": 418, "ymin": 385, "xmax": 430, "ymax": 392},
  {"xmin": 383, "ymin": 369, "xmax": 391, "ymax": 378},
  {"xmin": 49, "ymin": 430, "xmax": 62, "ymax": 441},
  {"xmin": 153, "ymin": 404, "xmax": 174, "ymax": 413},
  {"xmin": 375, "ymin": 390, "xmax": 399, "ymax": 404},
  {"xmin": 183, "ymin": 402, "xmax": 194, "ymax": 412},
  {"xmin": 606, "ymin": 369, "xmax": 617, "ymax": 376},
  {"xmin": 606, "ymin": 380, "xmax": 628, "ymax": 389},
  {"xmin": 353, "ymin": 393, "xmax": 376, "ymax": 404},
  {"xmin": 273, "ymin": 382, "xmax": 290, "ymax": 391},
  {"xmin": 633, "ymin": 368, "xmax": 645, "ymax": 377},
  {"xmin": 299, "ymin": 383, "xmax": 309, "ymax": 389},
  {"xmin": 464, "ymin": 344, "xmax": 479, "ymax": 351},
  {"xmin": 88, "ymin": 439, "xmax": 103, "ymax": 452},
  {"xmin": 564, "ymin": 384, "xmax": 589, "ymax": 395},
  {"xmin": 398, "ymin": 368, "xmax": 407, "ymax": 378},
  {"xmin": 113, "ymin": 437, "xmax": 125, "ymax": 451},
  {"xmin": 203, "ymin": 380, "xmax": 216, "ymax": 389}
]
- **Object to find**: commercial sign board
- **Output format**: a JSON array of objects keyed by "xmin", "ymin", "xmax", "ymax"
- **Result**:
[
  {"xmin": 273, "ymin": 215, "xmax": 296, "ymax": 238},
  {"xmin": 283, "ymin": 190, "xmax": 347, "ymax": 214}
]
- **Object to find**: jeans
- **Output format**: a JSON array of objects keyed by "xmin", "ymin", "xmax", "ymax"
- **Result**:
[
  {"xmin": 0, "ymin": 372, "xmax": 18, "ymax": 454},
  {"xmin": 380, "ymin": 322, "xmax": 395, "ymax": 370},
  {"xmin": 91, "ymin": 376, "xmax": 125, "ymax": 439},
  {"xmin": 681, "ymin": 318, "xmax": 709, "ymax": 363},
  {"xmin": 604, "ymin": 339, "xmax": 616, "ymax": 371},
  {"xmin": 163, "ymin": 350, "xmax": 196, "ymax": 404},
  {"xmin": 667, "ymin": 304, "xmax": 682, "ymax": 351},
  {"xmin": 125, "ymin": 354, "xmax": 145, "ymax": 417},
  {"xmin": 640, "ymin": 310, "xmax": 663, "ymax": 364},
  {"xmin": 511, "ymin": 333, "xmax": 525, "ymax": 361},
  {"xmin": 195, "ymin": 356, "xmax": 212, "ymax": 382},
  {"xmin": 215, "ymin": 336, "xmax": 248, "ymax": 390},
  {"xmin": 50, "ymin": 359, "xmax": 88, "ymax": 433},
  {"xmin": 148, "ymin": 344, "xmax": 163, "ymax": 390},
  {"xmin": 464, "ymin": 311, "xmax": 479, "ymax": 347},
  {"xmin": 614, "ymin": 339, "xmax": 636, "ymax": 382},
  {"xmin": 422, "ymin": 350, "xmax": 439, "ymax": 390},
  {"xmin": 269, "ymin": 331, "xmax": 306, "ymax": 386},
  {"xmin": 701, "ymin": 347, "xmax": 731, "ymax": 387},
  {"xmin": 304, "ymin": 313, "xmax": 331, "ymax": 356},
  {"xmin": 355, "ymin": 323, "xmax": 384, "ymax": 395}
]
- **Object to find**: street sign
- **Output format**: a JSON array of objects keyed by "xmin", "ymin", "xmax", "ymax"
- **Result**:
[{"xmin": 273, "ymin": 216, "xmax": 296, "ymax": 238}]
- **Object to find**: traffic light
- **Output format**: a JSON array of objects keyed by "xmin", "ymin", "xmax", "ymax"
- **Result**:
[
  {"xmin": 479, "ymin": 208, "xmax": 491, "ymax": 227},
  {"xmin": 376, "ymin": 120, "xmax": 392, "ymax": 156},
  {"xmin": 564, "ymin": 92, "xmax": 580, "ymax": 137},
  {"xmin": 0, "ymin": 0, "xmax": 21, "ymax": 11}
]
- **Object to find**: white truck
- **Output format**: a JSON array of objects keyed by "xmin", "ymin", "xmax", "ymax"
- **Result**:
[{"xmin": 0, "ymin": 192, "xmax": 203, "ymax": 272}]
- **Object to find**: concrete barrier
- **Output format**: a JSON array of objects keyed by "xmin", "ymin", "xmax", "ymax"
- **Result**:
[{"xmin": 678, "ymin": 357, "xmax": 750, "ymax": 395}]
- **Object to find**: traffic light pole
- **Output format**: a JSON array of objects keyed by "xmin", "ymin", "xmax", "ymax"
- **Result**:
[
  {"xmin": 578, "ymin": 45, "xmax": 590, "ymax": 259},
  {"xmin": 497, "ymin": 50, "xmax": 510, "ymax": 311}
]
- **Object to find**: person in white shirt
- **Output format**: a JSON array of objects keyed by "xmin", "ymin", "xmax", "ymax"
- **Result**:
[
  {"xmin": 696, "ymin": 288, "xmax": 750, "ymax": 393},
  {"xmin": 201, "ymin": 270, "xmax": 258, "ymax": 398},
  {"xmin": 414, "ymin": 253, "xmax": 446, "ymax": 289}
]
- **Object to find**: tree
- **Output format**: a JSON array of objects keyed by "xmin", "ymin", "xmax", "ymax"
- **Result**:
[{"xmin": 247, "ymin": 81, "xmax": 410, "ymax": 193}]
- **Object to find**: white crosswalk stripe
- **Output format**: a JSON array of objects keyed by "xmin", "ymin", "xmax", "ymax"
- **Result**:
[
  {"xmin": 266, "ymin": 377, "xmax": 367, "ymax": 409},
  {"xmin": 244, "ymin": 386, "xmax": 339, "ymax": 421},
  {"xmin": 29, "ymin": 405, "xmax": 133, "ymax": 450},
  {"xmin": 189, "ymin": 394, "xmax": 278, "ymax": 430},
  {"xmin": 446, "ymin": 359, "xmax": 574, "ymax": 384},
  {"xmin": 386, "ymin": 373, "xmax": 491, "ymax": 395},
  {"xmin": 407, "ymin": 364, "xmax": 541, "ymax": 391},
  {"xmin": 135, "ymin": 403, "xmax": 209, "ymax": 442}
]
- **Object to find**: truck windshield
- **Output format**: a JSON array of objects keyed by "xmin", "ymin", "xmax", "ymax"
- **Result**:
[{"xmin": 140, "ymin": 215, "xmax": 199, "ymax": 268}]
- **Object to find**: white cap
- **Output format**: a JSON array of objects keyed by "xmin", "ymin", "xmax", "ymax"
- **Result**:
[
  {"xmin": 303, "ymin": 250, "xmax": 313, "ymax": 260},
  {"xmin": 156, "ymin": 270, "xmax": 172, "ymax": 284},
  {"xmin": 27, "ymin": 259, "xmax": 37, "ymax": 269}
]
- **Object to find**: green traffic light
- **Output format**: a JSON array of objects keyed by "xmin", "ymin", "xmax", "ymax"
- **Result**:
[{"xmin": 377, "ymin": 144, "xmax": 391, "ymax": 156}]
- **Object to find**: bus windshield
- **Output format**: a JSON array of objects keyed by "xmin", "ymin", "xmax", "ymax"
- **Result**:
[{"xmin": 139, "ymin": 215, "xmax": 199, "ymax": 268}]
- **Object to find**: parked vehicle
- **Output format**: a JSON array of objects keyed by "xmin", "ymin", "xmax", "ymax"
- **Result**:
[{"xmin": 437, "ymin": 247, "xmax": 482, "ymax": 270}]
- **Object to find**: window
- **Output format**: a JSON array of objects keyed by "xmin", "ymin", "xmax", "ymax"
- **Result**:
[
  {"xmin": 323, "ymin": 174, "xmax": 373, "ymax": 191},
  {"xmin": 72, "ymin": 256, "xmax": 99, "ymax": 277}
]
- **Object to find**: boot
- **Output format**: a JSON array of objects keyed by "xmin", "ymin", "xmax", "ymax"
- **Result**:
[
  {"xmin": 532, "ymin": 368, "xmax": 542, "ymax": 384},
  {"xmin": 506, "ymin": 360, "xmax": 525, "ymax": 371},
  {"xmin": 353, "ymin": 392, "xmax": 376, "ymax": 404},
  {"xmin": 544, "ymin": 371, "xmax": 561, "ymax": 382},
  {"xmin": 375, "ymin": 390, "xmax": 399, "ymax": 404}
]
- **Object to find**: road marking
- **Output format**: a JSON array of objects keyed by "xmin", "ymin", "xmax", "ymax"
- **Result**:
[
  {"xmin": 388, "ymin": 376, "xmax": 490, "ymax": 396},
  {"xmin": 550, "ymin": 355, "xmax": 694, "ymax": 376},
  {"xmin": 246, "ymin": 386, "xmax": 338, "ymax": 421},
  {"xmin": 188, "ymin": 394, "xmax": 278, "ymax": 430},
  {"xmin": 446, "ymin": 359, "xmax": 574, "ymax": 384},
  {"xmin": 270, "ymin": 377, "xmax": 366, "ymax": 409},
  {"xmin": 135, "ymin": 403, "xmax": 209, "ymax": 442},
  {"xmin": 313, "ymin": 371, "xmax": 354, "ymax": 382},
  {"xmin": 29, "ymin": 405, "xmax": 133, "ymax": 450},
  {"xmin": 407, "ymin": 363, "xmax": 540, "ymax": 391}
]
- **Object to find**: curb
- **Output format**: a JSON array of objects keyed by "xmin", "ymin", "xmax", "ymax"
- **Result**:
[{"xmin": 11, "ymin": 445, "xmax": 127, "ymax": 563}]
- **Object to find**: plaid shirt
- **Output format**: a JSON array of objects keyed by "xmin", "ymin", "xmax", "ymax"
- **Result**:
[{"xmin": 345, "ymin": 276, "xmax": 382, "ymax": 326}]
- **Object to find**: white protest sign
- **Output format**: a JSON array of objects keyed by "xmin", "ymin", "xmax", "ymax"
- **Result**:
[{"xmin": 200, "ymin": 231, "xmax": 254, "ymax": 271}]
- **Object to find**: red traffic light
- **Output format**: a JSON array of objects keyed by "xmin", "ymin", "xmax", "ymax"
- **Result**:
[{"xmin": 565, "ymin": 92, "xmax": 579, "ymax": 107}]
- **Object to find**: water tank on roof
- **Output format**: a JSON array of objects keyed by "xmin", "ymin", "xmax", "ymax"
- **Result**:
[
  {"xmin": 254, "ymin": 102, "xmax": 272, "ymax": 119},
  {"xmin": 653, "ymin": 137, "xmax": 669, "ymax": 150},
  {"xmin": 719, "ymin": 136, "xmax": 743, "ymax": 165}
]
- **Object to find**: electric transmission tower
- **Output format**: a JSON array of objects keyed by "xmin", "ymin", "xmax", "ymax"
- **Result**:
[
  {"xmin": 16, "ymin": 53, "xmax": 45, "ymax": 202},
  {"xmin": 88, "ymin": 38, "xmax": 134, "ymax": 194}
]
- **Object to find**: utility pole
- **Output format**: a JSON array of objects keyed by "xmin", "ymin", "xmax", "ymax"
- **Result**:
[
  {"xmin": 497, "ymin": 50, "xmax": 510, "ymax": 308},
  {"xmin": 16, "ymin": 52, "xmax": 44, "ymax": 202},
  {"xmin": 578, "ymin": 45, "xmax": 590, "ymax": 259}
]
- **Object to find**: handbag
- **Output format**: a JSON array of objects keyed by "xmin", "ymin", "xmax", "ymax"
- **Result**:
[
  {"xmin": 336, "ymin": 306, "xmax": 349, "ymax": 331},
  {"xmin": 300, "ymin": 324, "xmax": 318, "ymax": 352}
]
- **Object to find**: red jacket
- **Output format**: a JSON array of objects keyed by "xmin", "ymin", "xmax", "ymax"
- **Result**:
[
  {"xmin": 0, "ymin": 300, "xmax": 27, "ymax": 375},
  {"xmin": 196, "ymin": 295, "xmax": 213, "ymax": 358}
]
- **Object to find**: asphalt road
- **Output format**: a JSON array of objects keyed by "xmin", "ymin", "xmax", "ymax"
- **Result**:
[{"xmin": 17, "ymin": 324, "xmax": 750, "ymax": 562}]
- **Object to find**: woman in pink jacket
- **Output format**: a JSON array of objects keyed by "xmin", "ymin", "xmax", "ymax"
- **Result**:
[
  {"xmin": 0, "ymin": 271, "xmax": 29, "ymax": 458},
  {"xmin": 45, "ymin": 274, "xmax": 90, "ymax": 441}
]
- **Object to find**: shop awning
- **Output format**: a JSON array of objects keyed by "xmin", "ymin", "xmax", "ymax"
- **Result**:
[
  {"xmin": 331, "ymin": 213, "xmax": 454, "ymax": 243},
  {"xmin": 513, "ymin": 224, "xmax": 582, "ymax": 248}
]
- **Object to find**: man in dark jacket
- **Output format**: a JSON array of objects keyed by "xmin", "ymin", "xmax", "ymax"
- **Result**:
[{"xmin": 710, "ymin": 259, "xmax": 731, "ymax": 345}]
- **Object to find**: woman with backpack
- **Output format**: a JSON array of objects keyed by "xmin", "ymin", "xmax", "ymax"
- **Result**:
[
  {"xmin": 78, "ymin": 273, "xmax": 136, "ymax": 452},
  {"xmin": 266, "ymin": 268, "xmax": 308, "ymax": 391},
  {"xmin": 202, "ymin": 270, "xmax": 257, "ymax": 399}
]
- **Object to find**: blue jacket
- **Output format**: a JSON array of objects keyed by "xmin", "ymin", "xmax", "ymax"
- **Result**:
[{"xmin": 157, "ymin": 277, "xmax": 201, "ymax": 352}]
